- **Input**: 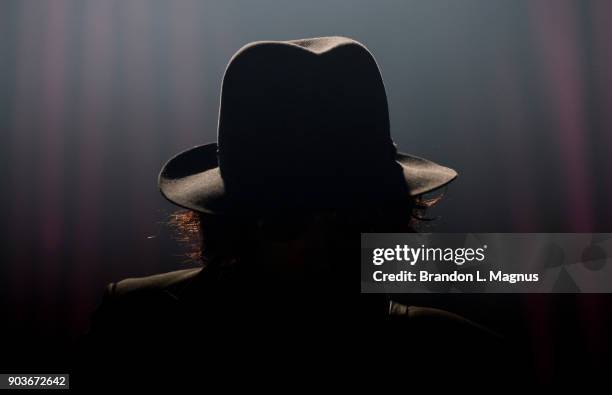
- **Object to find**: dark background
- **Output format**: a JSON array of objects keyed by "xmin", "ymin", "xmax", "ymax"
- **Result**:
[{"xmin": 1, "ymin": 0, "xmax": 611, "ymax": 381}]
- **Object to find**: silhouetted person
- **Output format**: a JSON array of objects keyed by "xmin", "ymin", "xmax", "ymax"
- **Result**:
[{"xmin": 79, "ymin": 37, "xmax": 512, "ymax": 388}]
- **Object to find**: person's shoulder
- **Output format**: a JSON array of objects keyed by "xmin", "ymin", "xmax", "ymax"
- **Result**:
[
  {"xmin": 389, "ymin": 301, "xmax": 477, "ymax": 323},
  {"xmin": 107, "ymin": 267, "xmax": 203, "ymax": 299},
  {"xmin": 82, "ymin": 268, "xmax": 205, "ymax": 373},
  {"xmin": 388, "ymin": 301, "xmax": 523, "ymax": 383},
  {"xmin": 389, "ymin": 300, "xmax": 502, "ymax": 340}
]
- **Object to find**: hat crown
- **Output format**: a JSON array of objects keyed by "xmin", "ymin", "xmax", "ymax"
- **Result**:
[
  {"xmin": 216, "ymin": 37, "xmax": 397, "ymax": 190},
  {"xmin": 158, "ymin": 37, "xmax": 458, "ymax": 215}
]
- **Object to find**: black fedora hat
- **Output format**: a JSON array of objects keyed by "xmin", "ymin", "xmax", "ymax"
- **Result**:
[{"xmin": 159, "ymin": 36, "xmax": 457, "ymax": 215}]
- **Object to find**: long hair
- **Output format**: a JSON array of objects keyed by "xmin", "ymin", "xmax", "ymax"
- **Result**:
[{"xmin": 168, "ymin": 194, "xmax": 442, "ymax": 270}]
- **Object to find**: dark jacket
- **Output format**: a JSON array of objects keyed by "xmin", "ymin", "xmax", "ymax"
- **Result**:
[{"xmin": 77, "ymin": 267, "xmax": 514, "ymax": 388}]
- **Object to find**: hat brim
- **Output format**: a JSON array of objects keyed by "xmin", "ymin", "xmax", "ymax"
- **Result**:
[{"xmin": 158, "ymin": 143, "xmax": 458, "ymax": 214}]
